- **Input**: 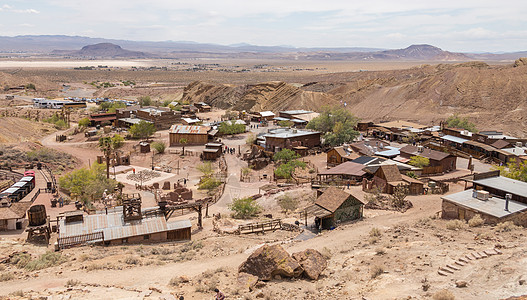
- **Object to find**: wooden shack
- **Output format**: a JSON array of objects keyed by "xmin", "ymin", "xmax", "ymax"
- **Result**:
[
  {"xmin": 372, "ymin": 165, "xmax": 424, "ymax": 195},
  {"xmin": 304, "ymin": 187, "xmax": 364, "ymax": 230},
  {"xmin": 203, "ymin": 143, "xmax": 223, "ymax": 160},
  {"xmin": 169, "ymin": 125, "xmax": 210, "ymax": 146}
]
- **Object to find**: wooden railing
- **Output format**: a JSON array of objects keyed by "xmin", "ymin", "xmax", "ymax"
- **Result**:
[
  {"xmin": 238, "ymin": 219, "xmax": 282, "ymax": 234},
  {"xmin": 57, "ymin": 231, "xmax": 104, "ymax": 249}
]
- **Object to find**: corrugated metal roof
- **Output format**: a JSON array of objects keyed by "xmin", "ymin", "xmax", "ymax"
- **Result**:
[
  {"xmin": 167, "ymin": 219, "xmax": 192, "ymax": 230},
  {"xmin": 319, "ymin": 161, "xmax": 366, "ymax": 177},
  {"xmin": 58, "ymin": 207, "xmax": 190, "ymax": 241},
  {"xmin": 441, "ymin": 135, "xmax": 468, "ymax": 144},
  {"xmin": 259, "ymin": 111, "xmax": 275, "ymax": 117},
  {"xmin": 169, "ymin": 125, "xmax": 209, "ymax": 134}
]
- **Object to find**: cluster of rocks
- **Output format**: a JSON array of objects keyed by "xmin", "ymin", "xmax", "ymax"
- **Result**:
[
  {"xmin": 237, "ymin": 244, "xmax": 327, "ymax": 290},
  {"xmin": 126, "ymin": 169, "xmax": 161, "ymax": 182}
]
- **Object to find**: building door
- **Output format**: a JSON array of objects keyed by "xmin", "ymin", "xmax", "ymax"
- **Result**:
[{"xmin": 458, "ymin": 208, "xmax": 465, "ymax": 220}]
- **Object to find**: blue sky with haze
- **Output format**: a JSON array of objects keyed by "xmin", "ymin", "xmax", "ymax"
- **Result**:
[{"xmin": 0, "ymin": 0, "xmax": 526, "ymax": 52}]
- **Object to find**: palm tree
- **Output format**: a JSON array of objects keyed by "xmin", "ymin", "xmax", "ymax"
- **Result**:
[{"xmin": 179, "ymin": 138, "xmax": 188, "ymax": 156}]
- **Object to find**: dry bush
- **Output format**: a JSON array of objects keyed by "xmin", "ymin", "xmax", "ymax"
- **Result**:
[
  {"xmin": 124, "ymin": 256, "xmax": 140, "ymax": 265},
  {"xmin": 415, "ymin": 217, "xmax": 431, "ymax": 227},
  {"xmin": 320, "ymin": 247, "xmax": 332, "ymax": 259},
  {"xmin": 433, "ymin": 289, "xmax": 455, "ymax": 300},
  {"xmin": 9, "ymin": 290, "xmax": 24, "ymax": 298},
  {"xmin": 370, "ymin": 227, "xmax": 382, "ymax": 237},
  {"xmin": 370, "ymin": 265, "xmax": 384, "ymax": 279},
  {"xmin": 495, "ymin": 221, "xmax": 520, "ymax": 232},
  {"xmin": 0, "ymin": 272, "xmax": 14, "ymax": 282},
  {"xmin": 446, "ymin": 219, "xmax": 465, "ymax": 230},
  {"xmin": 368, "ymin": 236, "xmax": 379, "ymax": 244},
  {"xmin": 468, "ymin": 214, "xmax": 484, "ymax": 227},
  {"xmin": 375, "ymin": 247, "xmax": 386, "ymax": 255},
  {"xmin": 24, "ymin": 252, "xmax": 67, "ymax": 271},
  {"xmin": 66, "ymin": 279, "xmax": 81, "ymax": 286}
]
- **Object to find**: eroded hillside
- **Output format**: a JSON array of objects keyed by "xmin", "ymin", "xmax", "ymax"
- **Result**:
[{"xmin": 182, "ymin": 61, "xmax": 527, "ymax": 137}]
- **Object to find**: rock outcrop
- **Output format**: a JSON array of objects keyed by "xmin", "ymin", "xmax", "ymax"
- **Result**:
[
  {"xmin": 238, "ymin": 244, "xmax": 303, "ymax": 281},
  {"xmin": 237, "ymin": 272, "xmax": 259, "ymax": 291},
  {"xmin": 292, "ymin": 249, "xmax": 328, "ymax": 280}
]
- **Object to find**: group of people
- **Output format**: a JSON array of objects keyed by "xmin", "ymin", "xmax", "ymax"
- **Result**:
[{"xmin": 224, "ymin": 146, "xmax": 236, "ymax": 155}]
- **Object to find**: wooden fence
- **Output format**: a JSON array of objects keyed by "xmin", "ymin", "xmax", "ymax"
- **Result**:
[
  {"xmin": 57, "ymin": 231, "xmax": 104, "ymax": 249},
  {"xmin": 238, "ymin": 219, "xmax": 282, "ymax": 234}
]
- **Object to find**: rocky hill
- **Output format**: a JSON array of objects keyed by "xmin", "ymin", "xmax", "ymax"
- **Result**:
[
  {"xmin": 183, "ymin": 60, "xmax": 527, "ymax": 137},
  {"xmin": 181, "ymin": 81, "xmax": 338, "ymax": 112},
  {"xmin": 52, "ymin": 43, "xmax": 148, "ymax": 58}
]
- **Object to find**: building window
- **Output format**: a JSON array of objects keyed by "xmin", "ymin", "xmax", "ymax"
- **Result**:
[
  {"xmin": 144, "ymin": 234, "xmax": 150, "ymax": 240},
  {"xmin": 122, "ymin": 238, "xmax": 128, "ymax": 244}
]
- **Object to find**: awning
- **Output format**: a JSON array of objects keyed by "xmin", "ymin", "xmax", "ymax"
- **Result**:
[
  {"xmin": 441, "ymin": 135, "xmax": 468, "ymax": 144},
  {"xmin": 304, "ymin": 204, "xmax": 332, "ymax": 218}
]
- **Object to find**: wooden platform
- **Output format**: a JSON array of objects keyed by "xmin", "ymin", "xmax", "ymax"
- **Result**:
[{"xmin": 238, "ymin": 219, "xmax": 282, "ymax": 234}]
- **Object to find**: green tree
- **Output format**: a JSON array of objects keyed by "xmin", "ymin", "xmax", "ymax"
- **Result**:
[
  {"xmin": 78, "ymin": 117, "xmax": 90, "ymax": 128},
  {"xmin": 218, "ymin": 121, "xmax": 245, "ymax": 135},
  {"xmin": 494, "ymin": 159, "xmax": 527, "ymax": 182},
  {"xmin": 197, "ymin": 162, "xmax": 214, "ymax": 177},
  {"xmin": 138, "ymin": 96, "xmax": 152, "ymax": 107},
  {"xmin": 25, "ymin": 83, "xmax": 36, "ymax": 90},
  {"xmin": 409, "ymin": 156, "xmax": 430, "ymax": 168},
  {"xmin": 229, "ymin": 197, "xmax": 261, "ymax": 219},
  {"xmin": 274, "ymin": 160, "xmax": 306, "ymax": 180},
  {"xmin": 273, "ymin": 148, "xmax": 299, "ymax": 164},
  {"xmin": 306, "ymin": 106, "xmax": 359, "ymax": 146},
  {"xmin": 278, "ymin": 120, "xmax": 294, "ymax": 128},
  {"xmin": 129, "ymin": 120, "xmax": 156, "ymax": 141},
  {"xmin": 151, "ymin": 141, "xmax": 166, "ymax": 154},
  {"xmin": 445, "ymin": 114, "xmax": 477, "ymax": 133},
  {"xmin": 110, "ymin": 135, "xmax": 124, "ymax": 149},
  {"xmin": 58, "ymin": 163, "xmax": 116, "ymax": 204}
]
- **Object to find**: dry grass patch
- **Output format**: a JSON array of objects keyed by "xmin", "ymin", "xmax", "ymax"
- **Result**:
[
  {"xmin": 370, "ymin": 265, "xmax": 384, "ymax": 279},
  {"xmin": 433, "ymin": 289, "xmax": 455, "ymax": 300},
  {"xmin": 468, "ymin": 215, "xmax": 484, "ymax": 227},
  {"xmin": 0, "ymin": 272, "xmax": 15, "ymax": 282},
  {"xmin": 66, "ymin": 279, "xmax": 81, "ymax": 287},
  {"xmin": 446, "ymin": 219, "xmax": 465, "ymax": 230},
  {"xmin": 495, "ymin": 221, "xmax": 520, "ymax": 232}
]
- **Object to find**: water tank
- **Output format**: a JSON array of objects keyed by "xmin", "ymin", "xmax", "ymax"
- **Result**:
[{"xmin": 28, "ymin": 205, "xmax": 47, "ymax": 226}]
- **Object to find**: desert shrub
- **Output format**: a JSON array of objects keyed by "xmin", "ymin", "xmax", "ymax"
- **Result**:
[
  {"xmin": 495, "ymin": 221, "xmax": 520, "ymax": 232},
  {"xmin": 320, "ymin": 247, "xmax": 332, "ymax": 260},
  {"xmin": 433, "ymin": 289, "xmax": 455, "ymax": 300},
  {"xmin": 138, "ymin": 96, "xmax": 152, "ymax": 107},
  {"xmin": 198, "ymin": 177, "xmax": 221, "ymax": 191},
  {"xmin": 409, "ymin": 156, "xmax": 430, "ymax": 168},
  {"xmin": 24, "ymin": 251, "xmax": 67, "ymax": 271},
  {"xmin": 370, "ymin": 265, "xmax": 384, "ymax": 279},
  {"xmin": 369, "ymin": 227, "xmax": 382, "ymax": 237},
  {"xmin": 245, "ymin": 133, "xmax": 256, "ymax": 145},
  {"xmin": 277, "ymin": 193, "xmax": 299, "ymax": 213},
  {"xmin": 25, "ymin": 83, "xmax": 36, "ymax": 90},
  {"xmin": 0, "ymin": 272, "xmax": 14, "ymax": 282},
  {"xmin": 468, "ymin": 214, "xmax": 484, "ymax": 227},
  {"xmin": 181, "ymin": 241, "xmax": 203, "ymax": 253},
  {"xmin": 124, "ymin": 256, "xmax": 140, "ymax": 265},
  {"xmin": 229, "ymin": 197, "xmax": 261, "ymax": 219},
  {"xmin": 10, "ymin": 290, "xmax": 24, "ymax": 297},
  {"xmin": 10, "ymin": 252, "xmax": 31, "ymax": 268},
  {"xmin": 375, "ymin": 247, "xmax": 386, "ymax": 255},
  {"xmin": 78, "ymin": 117, "xmax": 90, "ymax": 127},
  {"xmin": 151, "ymin": 141, "xmax": 166, "ymax": 154},
  {"xmin": 66, "ymin": 279, "xmax": 81, "ymax": 286},
  {"xmin": 111, "ymin": 134, "xmax": 125, "ymax": 149},
  {"xmin": 446, "ymin": 219, "xmax": 466, "ymax": 230}
]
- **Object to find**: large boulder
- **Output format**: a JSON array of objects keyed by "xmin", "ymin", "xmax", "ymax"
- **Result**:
[
  {"xmin": 238, "ymin": 244, "xmax": 303, "ymax": 281},
  {"xmin": 292, "ymin": 249, "xmax": 328, "ymax": 280}
]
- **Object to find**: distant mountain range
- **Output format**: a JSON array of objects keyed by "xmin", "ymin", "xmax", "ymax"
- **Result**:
[{"xmin": 0, "ymin": 35, "xmax": 525, "ymax": 61}]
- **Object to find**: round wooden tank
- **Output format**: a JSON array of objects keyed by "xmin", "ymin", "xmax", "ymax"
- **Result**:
[{"xmin": 28, "ymin": 205, "xmax": 47, "ymax": 226}]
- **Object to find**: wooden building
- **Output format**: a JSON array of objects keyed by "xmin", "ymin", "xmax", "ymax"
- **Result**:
[
  {"xmin": 399, "ymin": 145, "xmax": 457, "ymax": 174},
  {"xmin": 469, "ymin": 171, "xmax": 527, "ymax": 204},
  {"xmin": 89, "ymin": 113, "xmax": 116, "ymax": 126},
  {"xmin": 116, "ymin": 106, "xmax": 181, "ymax": 130},
  {"xmin": 263, "ymin": 128, "xmax": 321, "ymax": 152},
  {"xmin": 317, "ymin": 161, "xmax": 367, "ymax": 185},
  {"xmin": 202, "ymin": 143, "xmax": 223, "ymax": 160},
  {"xmin": 442, "ymin": 189, "xmax": 527, "ymax": 226},
  {"xmin": 304, "ymin": 187, "xmax": 364, "ymax": 230},
  {"xmin": 326, "ymin": 146, "xmax": 358, "ymax": 167},
  {"xmin": 169, "ymin": 125, "xmax": 210, "ymax": 146},
  {"xmin": 0, "ymin": 199, "xmax": 31, "ymax": 231}
]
